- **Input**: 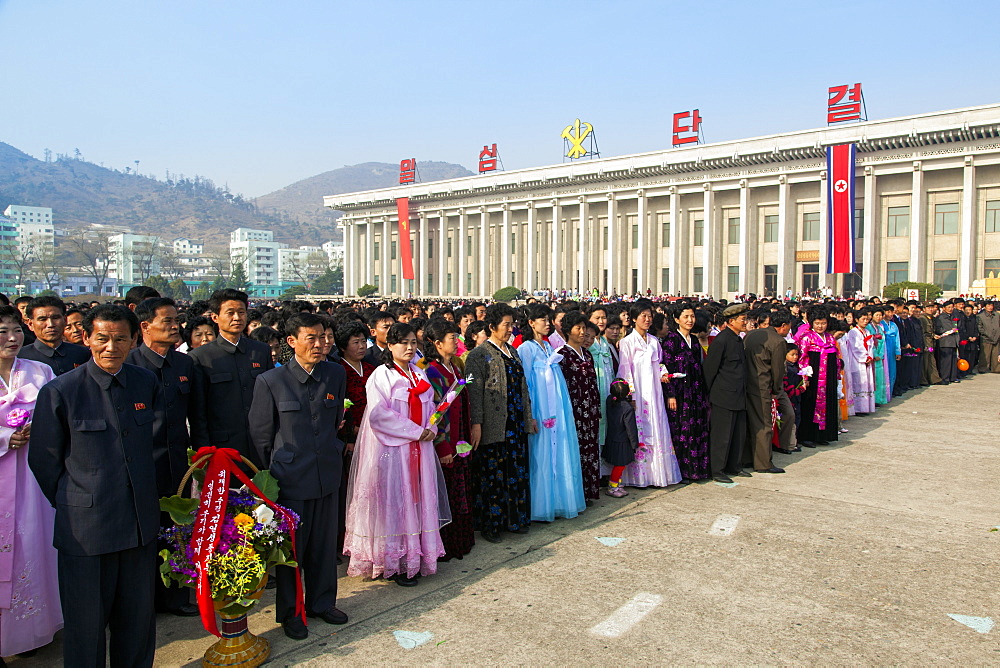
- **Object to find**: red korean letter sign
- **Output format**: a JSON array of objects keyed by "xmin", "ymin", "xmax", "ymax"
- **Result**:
[
  {"xmin": 672, "ymin": 110, "xmax": 702, "ymax": 146},
  {"xmin": 399, "ymin": 158, "xmax": 416, "ymax": 184},
  {"xmin": 479, "ymin": 144, "xmax": 498, "ymax": 173},
  {"xmin": 828, "ymin": 83, "xmax": 862, "ymax": 123}
]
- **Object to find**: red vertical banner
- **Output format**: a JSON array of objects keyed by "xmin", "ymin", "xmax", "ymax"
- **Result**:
[
  {"xmin": 825, "ymin": 143, "xmax": 856, "ymax": 274},
  {"xmin": 396, "ymin": 197, "xmax": 415, "ymax": 280}
]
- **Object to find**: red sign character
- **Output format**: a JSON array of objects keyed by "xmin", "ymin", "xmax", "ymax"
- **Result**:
[
  {"xmin": 672, "ymin": 110, "xmax": 702, "ymax": 146},
  {"xmin": 399, "ymin": 158, "xmax": 416, "ymax": 184},
  {"xmin": 479, "ymin": 144, "xmax": 498, "ymax": 173},
  {"xmin": 827, "ymin": 83, "xmax": 862, "ymax": 123}
]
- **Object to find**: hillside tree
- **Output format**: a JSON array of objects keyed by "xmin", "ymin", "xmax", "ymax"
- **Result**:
[
  {"xmin": 130, "ymin": 237, "xmax": 163, "ymax": 285},
  {"xmin": 0, "ymin": 238, "xmax": 37, "ymax": 291},
  {"xmin": 32, "ymin": 245, "xmax": 65, "ymax": 291}
]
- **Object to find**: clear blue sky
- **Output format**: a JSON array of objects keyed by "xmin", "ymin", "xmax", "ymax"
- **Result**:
[{"xmin": 3, "ymin": 0, "xmax": 997, "ymax": 198}]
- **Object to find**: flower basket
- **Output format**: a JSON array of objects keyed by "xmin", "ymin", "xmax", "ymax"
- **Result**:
[{"xmin": 159, "ymin": 448, "xmax": 303, "ymax": 668}]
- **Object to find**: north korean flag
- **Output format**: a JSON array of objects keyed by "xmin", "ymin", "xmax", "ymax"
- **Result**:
[{"xmin": 826, "ymin": 143, "xmax": 856, "ymax": 274}]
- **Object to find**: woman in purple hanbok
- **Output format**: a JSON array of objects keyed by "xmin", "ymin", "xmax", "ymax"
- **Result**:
[
  {"xmin": 660, "ymin": 303, "xmax": 711, "ymax": 481},
  {"xmin": 616, "ymin": 301, "xmax": 681, "ymax": 488},
  {"xmin": 343, "ymin": 323, "xmax": 451, "ymax": 587},
  {"xmin": 842, "ymin": 308, "xmax": 876, "ymax": 416},
  {"xmin": 0, "ymin": 307, "xmax": 62, "ymax": 658}
]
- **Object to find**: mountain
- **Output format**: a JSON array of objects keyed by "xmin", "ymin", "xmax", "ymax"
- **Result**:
[
  {"xmin": 0, "ymin": 143, "xmax": 473, "ymax": 249},
  {"xmin": 255, "ymin": 161, "xmax": 474, "ymax": 228}
]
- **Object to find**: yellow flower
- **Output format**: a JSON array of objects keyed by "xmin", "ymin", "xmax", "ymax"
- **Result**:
[{"xmin": 234, "ymin": 513, "xmax": 254, "ymax": 529}]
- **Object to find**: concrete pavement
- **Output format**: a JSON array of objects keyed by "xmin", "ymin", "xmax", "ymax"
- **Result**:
[{"xmin": 11, "ymin": 374, "xmax": 1000, "ymax": 666}]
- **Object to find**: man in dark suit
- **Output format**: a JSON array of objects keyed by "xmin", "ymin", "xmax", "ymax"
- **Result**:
[
  {"xmin": 188, "ymin": 289, "xmax": 274, "ymax": 467},
  {"xmin": 30, "ymin": 305, "xmax": 161, "ymax": 667},
  {"xmin": 17, "ymin": 295, "xmax": 91, "ymax": 375},
  {"xmin": 126, "ymin": 296, "xmax": 200, "ymax": 617},
  {"xmin": 934, "ymin": 300, "xmax": 961, "ymax": 384},
  {"xmin": 704, "ymin": 303, "xmax": 751, "ymax": 483},
  {"xmin": 744, "ymin": 308, "xmax": 793, "ymax": 473},
  {"xmin": 249, "ymin": 313, "xmax": 348, "ymax": 640},
  {"xmin": 362, "ymin": 311, "xmax": 395, "ymax": 367}
]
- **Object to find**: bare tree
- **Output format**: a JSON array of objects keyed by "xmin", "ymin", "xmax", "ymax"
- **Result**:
[
  {"xmin": 0, "ymin": 238, "xmax": 37, "ymax": 291},
  {"xmin": 207, "ymin": 251, "xmax": 236, "ymax": 285},
  {"xmin": 32, "ymin": 245, "xmax": 65, "ymax": 291},
  {"xmin": 66, "ymin": 235, "xmax": 113, "ymax": 296},
  {"xmin": 158, "ymin": 249, "xmax": 185, "ymax": 282},
  {"xmin": 130, "ymin": 236, "xmax": 162, "ymax": 285}
]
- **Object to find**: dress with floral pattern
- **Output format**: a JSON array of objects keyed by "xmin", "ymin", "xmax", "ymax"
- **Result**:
[
  {"xmin": 558, "ymin": 345, "xmax": 602, "ymax": 500},
  {"xmin": 470, "ymin": 352, "xmax": 531, "ymax": 533},
  {"xmin": 660, "ymin": 331, "xmax": 712, "ymax": 481}
]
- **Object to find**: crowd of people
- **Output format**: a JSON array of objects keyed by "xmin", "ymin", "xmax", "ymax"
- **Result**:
[{"xmin": 1, "ymin": 285, "xmax": 998, "ymax": 666}]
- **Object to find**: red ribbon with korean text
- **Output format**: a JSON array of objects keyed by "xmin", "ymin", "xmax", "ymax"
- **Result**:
[{"xmin": 188, "ymin": 447, "xmax": 305, "ymax": 637}]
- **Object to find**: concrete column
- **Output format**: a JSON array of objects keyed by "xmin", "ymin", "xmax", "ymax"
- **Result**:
[
  {"xmin": 550, "ymin": 200, "xmax": 561, "ymax": 291},
  {"xmin": 526, "ymin": 202, "xmax": 535, "ymax": 293},
  {"xmin": 702, "ymin": 185, "xmax": 715, "ymax": 296},
  {"xmin": 346, "ymin": 220, "xmax": 356, "ymax": 296},
  {"xmin": 959, "ymin": 157, "xmax": 976, "ymax": 293},
  {"xmin": 819, "ymin": 170, "xmax": 830, "ymax": 294},
  {"xmin": 501, "ymin": 204, "xmax": 511, "ymax": 288},
  {"xmin": 861, "ymin": 167, "xmax": 878, "ymax": 296},
  {"xmin": 606, "ymin": 193, "xmax": 617, "ymax": 295},
  {"xmin": 777, "ymin": 177, "xmax": 792, "ymax": 296},
  {"xmin": 578, "ymin": 196, "xmax": 589, "ymax": 293},
  {"xmin": 417, "ymin": 214, "xmax": 427, "ymax": 296},
  {"xmin": 910, "ymin": 162, "xmax": 926, "ymax": 282},
  {"xmin": 380, "ymin": 220, "xmax": 389, "ymax": 296},
  {"xmin": 365, "ymin": 219, "xmax": 374, "ymax": 293},
  {"xmin": 637, "ymin": 191, "xmax": 647, "ymax": 293},
  {"xmin": 457, "ymin": 209, "xmax": 467, "ymax": 297},
  {"xmin": 442, "ymin": 211, "xmax": 448, "ymax": 295},
  {"xmin": 736, "ymin": 182, "xmax": 750, "ymax": 293},
  {"xmin": 669, "ymin": 188, "xmax": 680, "ymax": 295},
  {"xmin": 479, "ymin": 207, "xmax": 489, "ymax": 297}
]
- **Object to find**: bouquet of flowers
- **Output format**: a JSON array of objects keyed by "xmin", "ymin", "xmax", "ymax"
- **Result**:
[
  {"xmin": 428, "ymin": 376, "xmax": 470, "ymax": 427},
  {"xmin": 798, "ymin": 365, "xmax": 814, "ymax": 378}
]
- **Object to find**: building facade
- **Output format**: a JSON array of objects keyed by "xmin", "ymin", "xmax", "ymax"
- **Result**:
[
  {"xmin": 230, "ymin": 227, "xmax": 286, "ymax": 297},
  {"xmin": 327, "ymin": 104, "xmax": 1000, "ymax": 298},
  {"xmin": 108, "ymin": 233, "xmax": 162, "ymax": 292}
]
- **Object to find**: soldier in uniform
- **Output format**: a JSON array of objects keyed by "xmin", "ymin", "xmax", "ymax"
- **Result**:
[
  {"xmin": 188, "ymin": 289, "xmax": 273, "ymax": 467},
  {"xmin": 29, "ymin": 305, "xmax": 161, "ymax": 667},
  {"xmin": 126, "ymin": 297, "xmax": 200, "ymax": 617},
  {"xmin": 249, "ymin": 313, "xmax": 348, "ymax": 640},
  {"xmin": 17, "ymin": 295, "xmax": 91, "ymax": 375}
]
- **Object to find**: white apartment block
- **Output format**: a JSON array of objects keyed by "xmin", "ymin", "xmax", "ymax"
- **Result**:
[
  {"xmin": 278, "ymin": 246, "xmax": 326, "ymax": 283},
  {"xmin": 230, "ymin": 228, "xmax": 285, "ymax": 296},
  {"xmin": 109, "ymin": 233, "xmax": 162, "ymax": 289},
  {"xmin": 231, "ymin": 227, "xmax": 274, "ymax": 243},
  {"xmin": 328, "ymin": 103, "xmax": 1000, "ymax": 298},
  {"xmin": 173, "ymin": 237, "xmax": 204, "ymax": 255},
  {"xmin": 2, "ymin": 205, "xmax": 55, "ymax": 258},
  {"xmin": 322, "ymin": 240, "xmax": 345, "ymax": 267}
]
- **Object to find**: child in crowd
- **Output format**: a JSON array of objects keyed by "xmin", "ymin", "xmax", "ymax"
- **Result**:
[
  {"xmin": 783, "ymin": 342, "xmax": 808, "ymax": 437},
  {"xmin": 603, "ymin": 379, "xmax": 639, "ymax": 497}
]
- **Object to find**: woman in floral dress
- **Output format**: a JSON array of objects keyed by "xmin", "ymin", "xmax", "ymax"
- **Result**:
[
  {"xmin": 557, "ymin": 311, "xmax": 602, "ymax": 501},
  {"xmin": 661, "ymin": 303, "xmax": 711, "ymax": 482}
]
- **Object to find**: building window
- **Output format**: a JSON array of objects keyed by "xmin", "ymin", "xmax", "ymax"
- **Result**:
[
  {"xmin": 886, "ymin": 261, "xmax": 909, "ymax": 284},
  {"xmin": 657, "ymin": 213, "xmax": 670, "ymax": 247},
  {"xmin": 763, "ymin": 264, "xmax": 777, "ymax": 295},
  {"xmin": 511, "ymin": 232, "xmax": 516, "ymax": 250},
  {"xmin": 373, "ymin": 275, "xmax": 380, "ymax": 288},
  {"xmin": 693, "ymin": 219, "xmax": 704, "ymax": 246},
  {"xmin": 933, "ymin": 260, "xmax": 957, "ymax": 291},
  {"xmin": 467, "ymin": 273, "xmax": 473, "ymax": 293},
  {"xmin": 855, "ymin": 208, "xmax": 864, "ymax": 238},
  {"xmin": 447, "ymin": 237, "xmax": 452, "ymax": 257},
  {"xmin": 428, "ymin": 239, "xmax": 434, "ymax": 257},
  {"xmin": 446, "ymin": 274, "xmax": 452, "ymax": 293},
  {"xmin": 802, "ymin": 263, "xmax": 820, "ymax": 293},
  {"xmin": 390, "ymin": 275, "xmax": 397, "ymax": 294},
  {"xmin": 933, "ymin": 202, "xmax": 959, "ymax": 235},
  {"xmin": 661, "ymin": 267, "xmax": 670, "ymax": 292},
  {"xmin": 764, "ymin": 215, "xmax": 779, "ymax": 242},
  {"xmin": 984, "ymin": 259, "xmax": 1000, "ymax": 276},
  {"xmin": 692, "ymin": 267, "xmax": 704, "ymax": 293},
  {"xmin": 844, "ymin": 263, "xmax": 863, "ymax": 295},
  {"xmin": 602, "ymin": 225, "xmax": 609, "ymax": 251},
  {"xmin": 727, "ymin": 266, "xmax": 739, "ymax": 292},
  {"xmin": 887, "ymin": 206, "xmax": 910, "ymax": 237},
  {"xmin": 467, "ymin": 235, "xmax": 473, "ymax": 256},
  {"xmin": 985, "ymin": 201, "xmax": 1000, "ymax": 233},
  {"xmin": 631, "ymin": 225, "xmax": 639, "ymax": 249},
  {"xmin": 727, "ymin": 217, "xmax": 740, "ymax": 245},
  {"xmin": 373, "ymin": 242, "xmax": 380, "ymax": 261},
  {"xmin": 428, "ymin": 274, "xmax": 434, "ymax": 293},
  {"xmin": 802, "ymin": 212, "xmax": 820, "ymax": 241},
  {"xmin": 391, "ymin": 241, "xmax": 397, "ymax": 260}
]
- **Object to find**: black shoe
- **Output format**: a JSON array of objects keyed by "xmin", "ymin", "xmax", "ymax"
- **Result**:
[
  {"xmin": 774, "ymin": 447, "xmax": 794, "ymax": 455},
  {"xmin": 754, "ymin": 466, "xmax": 786, "ymax": 474},
  {"xmin": 283, "ymin": 616, "xmax": 308, "ymax": 640},
  {"xmin": 800, "ymin": 441, "xmax": 817, "ymax": 448},
  {"xmin": 734, "ymin": 470, "xmax": 753, "ymax": 477},
  {"xmin": 481, "ymin": 530, "xmax": 502, "ymax": 543},
  {"xmin": 265, "ymin": 577, "xmax": 277, "ymax": 590},
  {"xmin": 817, "ymin": 440, "xmax": 830, "ymax": 446},
  {"xmin": 790, "ymin": 446, "xmax": 802, "ymax": 452},
  {"xmin": 510, "ymin": 526, "xmax": 530, "ymax": 534},
  {"xmin": 388, "ymin": 573, "xmax": 419, "ymax": 587},
  {"xmin": 309, "ymin": 607, "xmax": 348, "ymax": 625},
  {"xmin": 166, "ymin": 603, "xmax": 200, "ymax": 617},
  {"xmin": 336, "ymin": 555, "xmax": 343, "ymax": 565},
  {"xmin": 713, "ymin": 474, "xmax": 733, "ymax": 483}
]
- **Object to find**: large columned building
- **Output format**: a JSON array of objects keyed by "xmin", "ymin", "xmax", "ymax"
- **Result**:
[{"xmin": 326, "ymin": 104, "xmax": 1000, "ymax": 298}]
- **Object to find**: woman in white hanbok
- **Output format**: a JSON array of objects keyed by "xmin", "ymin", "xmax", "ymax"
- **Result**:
[{"xmin": 842, "ymin": 309, "xmax": 876, "ymax": 415}]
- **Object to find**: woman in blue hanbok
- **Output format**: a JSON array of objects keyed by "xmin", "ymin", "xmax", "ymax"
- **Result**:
[{"xmin": 517, "ymin": 304, "xmax": 586, "ymax": 521}]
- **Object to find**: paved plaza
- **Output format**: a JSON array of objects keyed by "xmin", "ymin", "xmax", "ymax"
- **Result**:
[{"xmin": 15, "ymin": 375, "xmax": 999, "ymax": 666}]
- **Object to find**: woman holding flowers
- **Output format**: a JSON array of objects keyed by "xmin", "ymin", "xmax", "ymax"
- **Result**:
[
  {"xmin": 344, "ymin": 323, "xmax": 451, "ymax": 587},
  {"xmin": 794, "ymin": 307, "xmax": 842, "ymax": 446},
  {"xmin": 0, "ymin": 305, "xmax": 62, "ymax": 659},
  {"xmin": 421, "ymin": 318, "xmax": 475, "ymax": 561}
]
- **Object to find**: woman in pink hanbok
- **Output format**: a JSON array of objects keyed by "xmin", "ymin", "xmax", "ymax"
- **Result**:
[
  {"xmin": 343, "ymin": 323, "xmax": 451, "ymax": 587},
  {"xmin": 615, "ymin": 301, "xmax": 681, "ymax": 488},
  {"xmin": 842, "ymin": 308, "xmax": 876, "ymax": 416},
  {"xmin": 0, "ymin": 306, "xmax": 62, "ymax": 659}
]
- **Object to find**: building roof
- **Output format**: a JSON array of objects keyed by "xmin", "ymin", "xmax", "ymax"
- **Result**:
[{"xmin": 325, "ymin": 102, "xmax": 1000, "ymax": 212}]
